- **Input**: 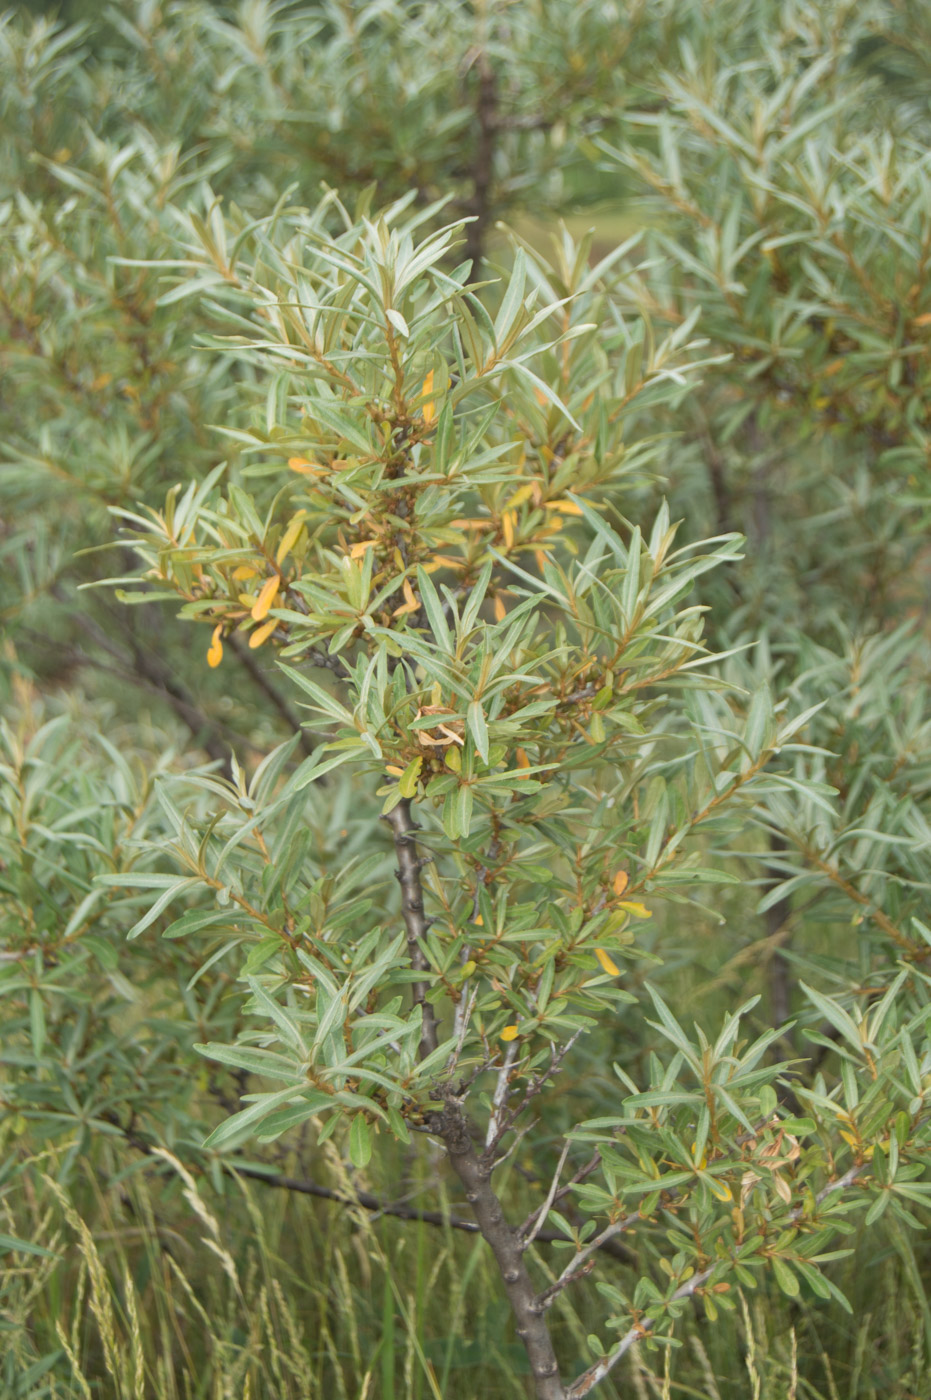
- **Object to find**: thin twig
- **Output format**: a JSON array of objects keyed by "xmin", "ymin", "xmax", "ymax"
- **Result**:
[
  {"xmin": 523, "ymin": 1140, "xmax": 572, "ymax": 1248},
  {"xmin": 518, "ymin": 1151, "xmax": 602, "ymax": 1239},
  {"xmin": 490, "ymin": 1029, "xmax": 584, "ymax": 1155},
  {"xmin": 384, "ymin": 797, "xmax": 439, "ymax": 1059},
  {"xmin": 537, "ymin": 1206, "xmax": 642, "ymax": 1310},
  {"xmin": 485, "ymin": 1042, "xmax": 519, "ymax": 1148},
  {"xmin": 450, "ymin": 985, "xmax": 478, "ymax": 1069}
]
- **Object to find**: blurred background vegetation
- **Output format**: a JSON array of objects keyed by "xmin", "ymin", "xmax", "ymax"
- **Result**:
[{"xmin": 2, "ymin": 1, "xmax": 931, "ymax": 1396}]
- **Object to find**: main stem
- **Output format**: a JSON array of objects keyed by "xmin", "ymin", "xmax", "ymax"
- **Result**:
[
  {"xmin": 437, "ymin": 1102, "xmax": 566, "ymax": 1400},
  {"xmin": 386, "ymin": 795, "xmax": 566, "ymax": 1400}
]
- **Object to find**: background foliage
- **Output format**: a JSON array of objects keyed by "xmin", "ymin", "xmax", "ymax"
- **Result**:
[{"xmin": 1, "ymin": 2, "xmax": 930, "ymax": 1397}]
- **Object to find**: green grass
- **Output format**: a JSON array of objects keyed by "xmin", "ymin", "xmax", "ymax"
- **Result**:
[{"xmin": 3, "ymin": 1123, "xmax": 930, "ymax": 1400}]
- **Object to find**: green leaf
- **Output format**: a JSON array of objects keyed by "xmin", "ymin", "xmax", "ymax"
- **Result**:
[
  {"xmin": 127, "ymin": 878, "xmax": 200, "ymax": 939},
  {"xmin": 800, "ymin": 983, "xmax": 863, "ymax": 1056},
  {"xmin": 202, "ymin": 1087, "xmax": 308, "ymax": 1149},
  {"xmin": 399, "ymin": 756, "xmax": 423, "ymax": 798},
  {"xmin": 467, "ymin": 701, "xmax": 489, "ymax": 762},
  {"xmin": 349, "ymin": 1113, "xmax": 373, "ymax": 1168},
  {"xmin": 771, "ymin": 1256, "xmax": 800, "ymax": 1298},
  {"xmin": 415, "ymin": 566, "xmax": 451, "ymax": 651}
]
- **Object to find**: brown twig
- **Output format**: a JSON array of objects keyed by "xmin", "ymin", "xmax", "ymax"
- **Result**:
[{"xmin": 97, "ymin": 1110, "xmax": 631, "ymax": 1255}]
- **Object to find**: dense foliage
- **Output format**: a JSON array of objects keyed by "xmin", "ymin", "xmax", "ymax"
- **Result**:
[{"xmin": 2, "ymin": 3, "xmax": 930, "ymax": 1397}]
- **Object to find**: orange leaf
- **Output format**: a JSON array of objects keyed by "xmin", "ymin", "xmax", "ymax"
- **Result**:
[
  {"xmin": 248, "ymin": 618, "xmax": 277, "ymax": 650},
  {"xmin": 913, "ymin": 313, "xmax": 931, "ymax": 326},
  {"xmin": 594, "ymin": 948, "xmax": 621, "ymax": 976},
  {"xmin": 349, "ymin": 539, "xmax": 379, "ymax": 559},
  {"xmin": 288, "ymin": 457, "xmax": 321, "ymax": 476},
  {"xmin": 612, "ymin": 869, "xmax": 629, "ymax": 897},
  {"xmin": 251, "ymin": 575, "xmax": 279, "ymax": 622},
  {"xmin": 393, "ymin": 576, "xmax": 420, "ymax": 617},
  {"xmin": 493, "ymin": 595, "xmax": 507, "ymax": 622},
  {"xmin": 206, "ymin": 624, "xmax": 223, "ymax": 669}
]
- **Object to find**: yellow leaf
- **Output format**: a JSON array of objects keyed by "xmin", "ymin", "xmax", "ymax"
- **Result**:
[
  {"xmin": 612, "ymin": 869, "xmax": 629, "ymax": 897},
  {"xmin": 913, "ymin": 312, "xmax": 931, "ymax": 326},
  {"xmin": 504, "ymin": 483, "xmax": 536, "ymax": 511},
  {"xmin": 501, "ymin": 511, "xmax": 515, "ymax": 549},
  {"xmin": 385, "ymin": 764, "xmax": 405, "ymax": 777},
  {"xmin": 231, "ymin": 564, "xmax": 259, "ymax": 581},
  {"xmin": 543, "ymin": 498, "xmax": 584, "ymax": 516},
  {"xmin": 251, "ymin": 575, "xmax": 279, "ymax": 622},
  {"xmin": 206, "ymin": 624, "xmax": 223, "ymax": 669},
  {"xmin": 473, "ymin": 914, "xmax": 484, "ymax": 927},
  {"xmin": 421, "ymin": 370, "xmax": 436, "ymax": 424},
  {"xmin": 515, "ymin": 747, "xmax": 530, "ymax": 777},
  {"xmin": 594, "ymin": 948, "xmax": 620, "ymax": 976},
  {"xmin": 248, "ymin": 618, "xmax": 277, "ymax": 650},
  {"xmin": 276, "ymin": 511, "xmax": 307, "ymax": 567},
  {"xmin": 501, "ymin": 1025, "xmax": 519, "ymax": 1042},
  {"xmin": 618, "ymin": 900, "xmax": 651, "ymax": 919}
]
